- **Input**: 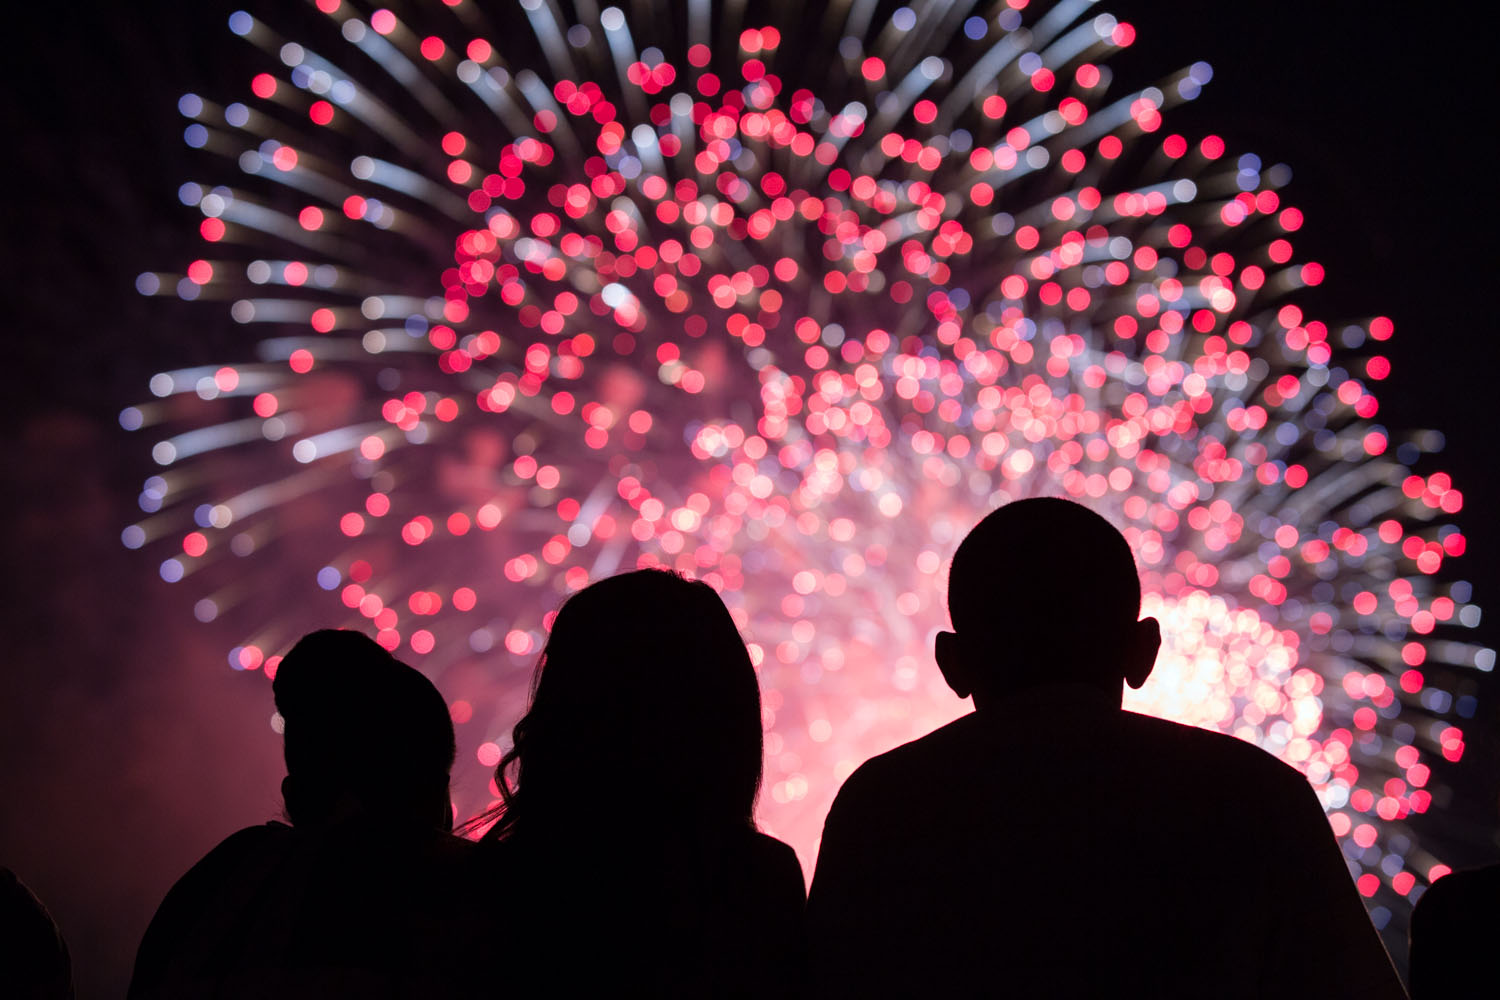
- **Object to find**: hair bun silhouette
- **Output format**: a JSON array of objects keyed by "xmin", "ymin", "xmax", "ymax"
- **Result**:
[{"xmin": 273, "ymin": 629, "xmax": 455, "ymax": 824}]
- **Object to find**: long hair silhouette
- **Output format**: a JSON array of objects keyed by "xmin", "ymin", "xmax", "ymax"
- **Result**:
[{"xmin": 473, "ymin": 569, "xmax": 763, "ymax": 842}]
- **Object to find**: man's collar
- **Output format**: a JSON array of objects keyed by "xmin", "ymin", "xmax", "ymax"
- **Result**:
[{"xmin": 978, "ymin": 680, "xmax": 1121, "ymax": 713}]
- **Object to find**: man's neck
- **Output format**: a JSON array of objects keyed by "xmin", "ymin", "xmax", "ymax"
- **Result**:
[{"xmin": 973, "ymin": 678, "xmax": 1122, "ymax": 713}]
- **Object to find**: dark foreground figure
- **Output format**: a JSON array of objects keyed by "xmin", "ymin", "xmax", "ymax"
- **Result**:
[
  {"xmin": 807, "ymin": 498, "xmax": 1405, "ymax": 998},
  {"xmin": 1, "ymin": 867, "xmax": 74, "ymax": 998},
  {"xmin": 130, "ymin": 630, "xmax": 492, "ymax": 998},
  {"xmin": 1408, "ymin": 861, "xmax": 1500, "ymax": 998},
  {"xmin": 473, "ymin": 569, "xmax": 806, "ymax": 995}
]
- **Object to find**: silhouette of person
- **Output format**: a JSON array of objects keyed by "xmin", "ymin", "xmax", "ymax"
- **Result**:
[
  {"xmin": 470, "ymin": 569, "xmax": 805, "ymax": 996},
  {"xmin": 129, "ymin": 629, "xmax": 492, "ymax": 998},
  {"xmin": 806, "ymin": 497, "xmax": 1406, "ymax": 998},
  {"xmin": 1, "ymin": 867, "xmax": 74, "ymax": 999},
  {"xmin": 1409, "ymin": 861, "xmax": 1500, "ymax": 998}
]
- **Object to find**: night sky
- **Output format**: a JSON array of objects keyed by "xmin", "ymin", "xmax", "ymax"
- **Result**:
[{"xmin": 4, "ymin": 1, "xmax": 1496, "ymax": 994}]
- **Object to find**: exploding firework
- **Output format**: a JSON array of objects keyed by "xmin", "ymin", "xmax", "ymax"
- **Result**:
[{"xmin": 125, "ymin": 0, "xmax": 1486, "ymax": 937}]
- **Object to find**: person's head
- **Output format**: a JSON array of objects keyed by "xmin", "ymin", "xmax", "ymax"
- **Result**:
[
  {"xmin": 273, "ymin": 629, "xmax": 456, "ymax": 832},
  {"xmin": 480, "ymin": 569, "xmax": 763, "ymax": 841},
  {"xmin": 936, "ymin": 497, "xmax": 1160, "ymax": 704}
]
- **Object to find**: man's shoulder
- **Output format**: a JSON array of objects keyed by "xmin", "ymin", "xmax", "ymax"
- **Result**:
[
  {"xmin": 1417, "ymin": 861, "xmax": 1500, "ymax": 915},
  {"xmin": 858, "ymin": 709, "xmax": 1308, "ymax": 796},
  {"xmin": 1121, "ymin": 711, "xmax": 1311, "ymax": 785},
  {"xmin": 831, "ymin": 714, "xmax": 982, "ymax": 802}
]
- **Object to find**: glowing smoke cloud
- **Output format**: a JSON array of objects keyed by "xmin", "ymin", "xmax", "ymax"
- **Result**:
[{"xmin": 125, "ymin": 0, "xmax": 1488, "ymax": 934}]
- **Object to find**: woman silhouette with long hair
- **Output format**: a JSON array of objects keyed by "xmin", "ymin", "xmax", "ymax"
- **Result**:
[{"xmin": 471, "ymin": 569, "xmax": 805, "ymax": 995}]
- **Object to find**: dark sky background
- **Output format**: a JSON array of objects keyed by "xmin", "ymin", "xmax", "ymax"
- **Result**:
[{"xmin": 3, "ymin": 0, "xmax": 1496, "ymax": 994}]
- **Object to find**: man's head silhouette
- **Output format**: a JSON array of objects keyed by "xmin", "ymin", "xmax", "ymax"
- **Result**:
[{"xmin": 936, "ymin": 497, "xmax": 1160, "ymax": 705}]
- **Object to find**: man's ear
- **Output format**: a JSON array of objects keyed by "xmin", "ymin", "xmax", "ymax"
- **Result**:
[
  {"xmin": 1123, "ymin": 616, "xmax": 1161, "ymax": 690},
  {"xmin": 935, "ymin": 630, "xmax": 973, "ymax": 700}
]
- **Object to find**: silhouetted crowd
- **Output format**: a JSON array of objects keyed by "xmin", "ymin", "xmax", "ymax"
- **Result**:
[{"xmin": 5, "ymin": 500, "xmax": 1494, "ymax": 996}]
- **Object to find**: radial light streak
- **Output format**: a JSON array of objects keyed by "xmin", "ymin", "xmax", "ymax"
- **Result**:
[{"xmin": 125, "ymin": 0, "xmax": 1487, "ymax": 936}]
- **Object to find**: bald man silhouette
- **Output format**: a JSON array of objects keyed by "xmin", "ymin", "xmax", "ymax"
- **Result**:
[{"xmin": 807, "ymin": 498, "xmax": 1405, "ymax": 998}]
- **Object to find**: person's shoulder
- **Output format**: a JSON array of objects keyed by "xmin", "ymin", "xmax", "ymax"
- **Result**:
[
  {"xmin": 183, "ymin": 822, "xmax": 294, "ymax": 877},
  {"xmin": 1418, "ymin": 861, "xmax": 1500, "ymax": 913},
  {"xmin": 837, "ymin": 712, "xmax": 982, "ymax": 793},
  {"xmin": 393, "ymin": 827, "xmax": 478, "ymax": 858},
  {"xmin": 1122, "ymin": 710, "xmax": 1310, "ymax": 785},
  {"xmin": 1441, "ymin": 860, "xmax": 1500, "ymax": 888},
  {"xmin": 736, "ymin": 830, "xmax": 807, "ymax": 920},
  {"xmin": 432, "ymin": 830, "xmax": 480, "ymax": 857},
  {"xmin": 744, "ymin": 829, "xmax": 802, "ymax": 873},
  {"xmin": 214, "ymin": 820, "xmax": 293, "ymax": 845},
  {"xmin": 131, "ymin": 822, "xmax": 297, "ymax": 995},
  {"xmin": 150, "ymin": 823, "xmax": 293, "ymax": 914}
]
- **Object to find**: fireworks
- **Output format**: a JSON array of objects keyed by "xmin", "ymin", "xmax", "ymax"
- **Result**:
[{"xmin": 126, "ymin": 0, "xmax": 1485, "ymax": 933}]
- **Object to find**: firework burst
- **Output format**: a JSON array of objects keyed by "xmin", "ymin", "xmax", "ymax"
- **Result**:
[{"xmin": 125, "ymin": 0, "xmax": 1486, "ymax": 937}]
